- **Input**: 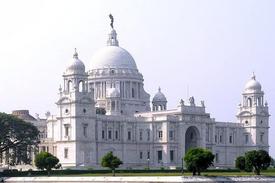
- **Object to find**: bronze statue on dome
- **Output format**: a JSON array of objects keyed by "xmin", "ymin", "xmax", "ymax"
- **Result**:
[{"xmin": 109, "ymin": 14, "xmax": 114, "ymax": 29}]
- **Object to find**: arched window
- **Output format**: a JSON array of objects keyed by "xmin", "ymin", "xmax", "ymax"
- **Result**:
[
  {"xmin": 68, "ymin": 80, "xmax": 72, "ymax": 92},
  {"xmin": 247, "ymin": 98, "xmax": 252, "ymax": 107},
  {"xmin": 132, "ymin": 88, "xmax": 135, "ymax": 98},
  {"xmin": 79, "ymin": 80, "xmax": 84, "ymax": 92}
]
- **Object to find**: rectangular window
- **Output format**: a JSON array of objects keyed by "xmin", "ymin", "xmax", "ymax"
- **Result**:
[
  {"xmin": 139, "ymin": 130, "xmax": 143, "ymax": 141},
  {"xmin": 128, "ymin": 131, "xmax": 131, "ymax": 140},
  {"xmin": 140, "ymin": 151, "xmax": 143, "ymax": 159},
  {"xmin": 157, "ymin": 150, "xmax": 162, "ymax": 162},
  {"xmin": 108, "ymin": 130, "xmax": 112, "ymax": 139},
  {"xmin": 170, "ymin": 150, "xmax": 174, "ymax": 162},
  {"xmin": 229, "ymin": 135, "xmax": 233, "ymax": 143},
  {"xmin": 147, "ymin": 130, "xmax": 150, "ymax": 141},
  {"xmin": 169, "ymin": 131, "xmax": 174, "ymax": 140},
  {"xmin": 65, "ymin": 125, "xmax": 69, "ymax": 137},
  {"xmin": 215, "ymin": 153, "xmax": 219, "ymax": 163},
  {"xmin": 147, "ymin": 151, "xmax": 150, "ymax": 159},
  {"xmin": 64, "ymin": 148, "xmax": 68, "ymax": 159},
  {"xmin": 102, "ymin": 130, "xmax": 105, "ymax": 139},
  {"xmin": 245, "ymin": 134, "xmax": 249, "ymax": 144},
  {"xmin": 115, "ymin": 130, "xmax": 118, "ymax": 140},
  {"xmin": 219, "ymin": 135, "xmax": 222, "ymax": 143},
  {"xmin": 215, "ymin": 135, "xmax": 217, "ymax": 143},
  {"xmin": 158, "ymin": 131, "xmax": 163, "ymax": 139},
  {"xmin": 260, "ymin": 133, "xmax": 264, "ymax": 143},
  {"xmin": 83, "ymin": 126, "xmax": 87, "ymax": 137}
]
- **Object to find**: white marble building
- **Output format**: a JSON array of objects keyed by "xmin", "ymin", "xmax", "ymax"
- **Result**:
[{"xmin": 45, "ymin": 22, "xmax": 270, "ymax": 169}]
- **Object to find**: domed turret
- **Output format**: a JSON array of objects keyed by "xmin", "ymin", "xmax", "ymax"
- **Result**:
[
  {"xmin": 244, "ymin": 73, "xmax": 262, "ymax": 93},
  {"xmin": 152, "ymin": 87, "xmax": 167, "ymax": 111},
  {"xmin": 65, "ymin": 49, "xmax": 85, "ymax": 75},
  {"xmin": 153, "ymin": 87, "xmax": 167, "ymax": 102}
]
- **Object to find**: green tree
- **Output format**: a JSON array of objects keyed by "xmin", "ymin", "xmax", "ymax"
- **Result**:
[
  {"xmin": 184, "ymin": 148, "xmax": 214, "ymax": 176},
  {"xmin": 0, "ymin": 112, "xmax": 39, "ymax": 164},
  {"xmin": 235, "ymin": 156, "xmax": 246, "ymax": 171},
  {"xmin": 34, "ymin": 152, "xmax": 61, "ymax": 175},
  {"xmin": 270, "ymin": 158, "xmax": 275, "ymax": 168},
  {"xmin": 245, "ymin": 150, "xmax": 271, "ymax": 175},
  {"xmin": 101, "ymin": 151, "xmax": 123, "ymax": 176}
]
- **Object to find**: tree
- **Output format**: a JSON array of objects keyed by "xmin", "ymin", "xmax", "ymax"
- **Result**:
[
  {"xmin": 235, "ymin": 156, "xmax": 246, "ymax": 171},
  {"xmin": 270, "ymin": 158, "xmax": 275, "ymax": 168},
  {"xmin": 35, "ymin": 152, "xmax": 61, "ymax": 175},
  {"xmin": 245, "ymin": 150, "xmax": 271, "ymax": 175},
  {"xmin": 0, "ymin": 112, "xmax": 39, "ymax": 164},
  {"xmin": 184, "ymin": 148, "xmax": 214, "ymax": 176},
  {"xmin": 101, "ymin": 151, "xmax": 123, "ymax": 176}
]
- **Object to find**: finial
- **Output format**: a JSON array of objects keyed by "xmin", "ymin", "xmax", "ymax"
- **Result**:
[
  {"xmin": 73, "ymin": 48, "xmax": 78, "ymax": 59},
  {"xmin": 251, "ymin": 72, "xmax": 256, "ymax": 80},
  {"xmin": 109, "ymin": 14, "xmax": 114, "ymax": 29},
  {"xmin": 158, "ymin": 87, "xmax": 161, "ymax": 92}
]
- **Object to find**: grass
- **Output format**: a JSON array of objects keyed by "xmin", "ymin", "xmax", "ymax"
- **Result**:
[
  {"xmin": 51, "ymin": 170, "xmax": 275, "ymax": 177},
  {"xmin": 3, "ymin": 169, "xmax": 275, "ymax": 177}
]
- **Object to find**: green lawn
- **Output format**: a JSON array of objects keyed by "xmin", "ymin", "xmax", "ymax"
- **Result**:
[
  {"xmin": 59, "ymin": 171, "xmax": 275, "ymax": 177},
  {"xmin": 3, "ymin": 169, "xmax": 275, "ymax": 177}
]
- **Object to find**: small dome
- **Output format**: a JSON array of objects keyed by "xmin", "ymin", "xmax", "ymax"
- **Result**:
[
  {"xmin": 152, "ymin": 87, "xmax": 167, "ymax": 102},
  {"xmin": 90, "ymin": 46, "xmax": 137, "ymax": 70},
  {"xmin": 244, "ymin": 73, "xmax": 262, "ymax": 93},
  {"xmin": 107, "ymin": 88, "xmax": 120, "ymax": 98},
  {"xmin": 65, "ymin": 50, "xmax": 85, "ymax": 75}
]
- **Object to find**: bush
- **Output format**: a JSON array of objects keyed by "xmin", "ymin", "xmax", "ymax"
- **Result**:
[
  {"xmin": 35, "ymin": 152, "xmax": 61, "ymax": 175},
  {"xmin": 101, "ymin": 152, "xmax": 123, "ymax": 176},
  {"xmin": 235, "ymin": 156, "xmax": 246, "ymax": 171},
  {"xmin": 235, "ymin": 150, "xmax": 271, "ymax": 175},
  {"xmin": 184, "ymin": 148, "xmax": 214, "ymax": 176},
  {"xmin": 245, "ymin": 150, "xmax": 271, "ymax": 175}
]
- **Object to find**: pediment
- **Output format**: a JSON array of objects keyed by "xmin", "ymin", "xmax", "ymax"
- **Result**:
[
  {"xmin": 57, "ymin": 97, "xmax": 71, "ymax": 104},
  {"xmin": 238, "ymin": 111, "xmax": 252, "ymax": 116}
]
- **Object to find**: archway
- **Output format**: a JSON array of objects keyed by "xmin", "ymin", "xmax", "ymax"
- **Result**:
[{"xmin": 185, "ymin": 126, "xmax": 200, "ymax": 153}]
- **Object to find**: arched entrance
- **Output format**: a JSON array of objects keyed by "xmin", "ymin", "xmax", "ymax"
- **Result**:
[{"xmin": 185, "ymin": 126, "xmax": 200, "ymax": 153}]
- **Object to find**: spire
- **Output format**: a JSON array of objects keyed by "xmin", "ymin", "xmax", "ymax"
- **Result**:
[
  {"xmin": 107, "ymin": 14, "xmax": 119, "ymax": 46},
  {"xmin": 73, "ymin": 48, "xmax": 78, "ymax": 59}
]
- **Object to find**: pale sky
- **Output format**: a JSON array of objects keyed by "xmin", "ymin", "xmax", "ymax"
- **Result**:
[{"xmin": 0, "ymin": 0, "xmax": 275, "ymax": 156}]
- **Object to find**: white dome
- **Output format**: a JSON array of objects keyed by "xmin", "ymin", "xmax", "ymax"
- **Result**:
[
  {"xmin": 244, "ymin": 74, "xmax": 262, "ymax": 93},
  {"xmin": 153, "ymin": 88, "xmax": 167, "ymax": 102},
  {"xmin": 107, "ymin": 88, "xmax": 120, "ymax": 98},
  {"xmin": 90, "ymin": 46, "xmax": 137, "ymax": 70},
  {"xmin": 65, "ymin": 51, "xmax": 85, "ymax": 75}
]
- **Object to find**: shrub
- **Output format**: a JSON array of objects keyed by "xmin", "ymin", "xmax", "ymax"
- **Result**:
[
  {"xmin": 35, "ymin": 152, "xmax": 61, "ymax": 176},
  {"xmin": 101, "ymin": 152, "xmax": 123, "ymax": 176},
  {"xmin": 184, "ymin": 148, "xmax": 214, "ymax": 176},
  {"xmin": 235, "ymin": 156, "xmax": 246, "ymax": 171}
]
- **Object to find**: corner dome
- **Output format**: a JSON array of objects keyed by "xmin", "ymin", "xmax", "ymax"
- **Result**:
[
  {"xmin": 153, "ymin": 87, "xmax": 167, "ymax": 102},
  {"xmin": 89, "ymin": 46, "xmax": 137, "ymax": 70},
  {"xmin": 65, "ymin": 50, "xmax": 85, "ymax": 75},
  {"xmin": 244, "ymin": 73, "xmax": 262, "ymax": 93}
]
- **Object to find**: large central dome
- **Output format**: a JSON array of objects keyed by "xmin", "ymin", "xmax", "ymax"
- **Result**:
[
  {"xmin": 90, "ymin": 46, "xmax": 137, "ymax": 70},
  {"xmin": 89, "ymin": 28, "xmax": 137, "ymax": 70}
]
